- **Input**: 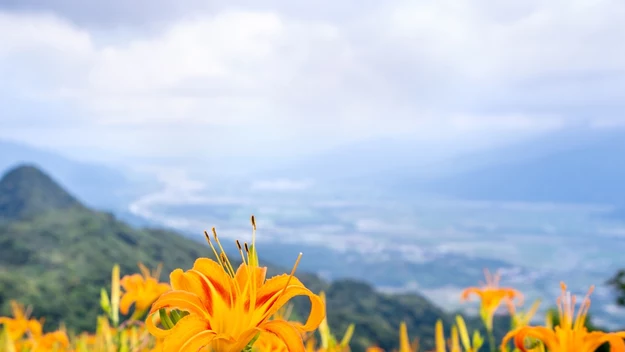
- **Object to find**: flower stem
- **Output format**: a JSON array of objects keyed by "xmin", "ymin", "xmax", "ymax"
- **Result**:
[{"xmin": 488, "ymin": 328, "xmax": 496, "ymax": 352}]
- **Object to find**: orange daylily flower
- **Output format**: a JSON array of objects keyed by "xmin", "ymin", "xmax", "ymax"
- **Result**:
[
  {"xmin": 146, "ymin": 223, "xmax": 325, "ymax": 352},
  {"xmin": 120, "ymin": 263, "xmax": 171, "ymax": 316},
  {"xmin": 76, "ymin": 331, "xmax": 98, "ymax": 347},
  {"xmin": 0, "ymin": 301, "xmax": 43, "ymax": 341},
  {"xmin": 366, "ymin": 347, "xmax": 385, "ymax": 352},
  {"xmin": 25, "ymin": 329, "xmax": 70, "ymax": 352},
  {"xmin": 501, "ymin": 282, "xmax": 625, "ymax": 352},
  {"xmin": 461, "ymin": 269, "xmax": 522, "ymax": 330}
]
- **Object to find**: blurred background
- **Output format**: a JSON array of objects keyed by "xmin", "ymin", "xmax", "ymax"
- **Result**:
[{"xmin": 1, "ymin": 0, "xmax": 625, "ymax": 348}]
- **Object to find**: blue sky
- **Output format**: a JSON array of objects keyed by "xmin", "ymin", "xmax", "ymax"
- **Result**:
[{"xmin": 1, "ymin": 0, "xmax": 625, "ymax": 163}]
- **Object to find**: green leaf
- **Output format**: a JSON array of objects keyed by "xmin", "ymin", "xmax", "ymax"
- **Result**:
[{"xmin": 100, "ymin": 288, "xmax": 111, "ymax": 316}]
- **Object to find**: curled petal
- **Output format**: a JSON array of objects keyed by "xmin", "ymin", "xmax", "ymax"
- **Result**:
[
  {"xmin": 162, "ymin": 315, "xmax": 213, "ymax": 352},
  {"xmin": 500, "ymin": 328, "xmax": 521, "ymax": 351},
  {"xmin": 262, "ymin": 320, "xmax": 306, "ymax": 352},
  {"xmin": 149, "ymin": 291, "xmax": 208, "ymax": 316},
  {"xmin": 512, "ymin": 326, "xmax": 558, "ymax": 352},
  {"xmin": 583, "ymin": 331, "xmax": 625, "ymax": 352},
  {"xmin": 146, "ymin": 312, "xmax": 170, "ymax": 338},
  {"xmin": 255, "ymin": 274, "xmax": 325, "ymax": 331},
  {"xmin": 119, "ymin": 291, "xmax": 138, "ymax": 315},
  {"xmin": 461, "ymin": 288, "xmax": 482, "ymax": 301}
]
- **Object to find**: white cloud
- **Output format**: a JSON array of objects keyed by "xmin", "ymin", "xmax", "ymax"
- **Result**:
[
  {"xmin": 1, "ymin": 1, "xmax": 625, "ymax": 159},
  {"xmin": 0, "ymin": 12, "xmax": 91, "ymax": 55},
  {"xmin": 250, "ymin": 179, "xmax": 314, "ymax": 191},
  {"xmin": 386, "ymin": 0, "xmax": 625, "ymax": 79}
]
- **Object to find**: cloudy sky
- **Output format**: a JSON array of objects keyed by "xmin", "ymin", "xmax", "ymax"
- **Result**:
[{"xmin": 1, "ymin": 0, "xmax": 625, "ymax": 162}]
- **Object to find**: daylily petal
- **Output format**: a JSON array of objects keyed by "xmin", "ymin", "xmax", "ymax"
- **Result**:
[
  {"xmin": 191, "ymin": 258, "xmax": 236, "ymax": 304},
  {"xmin": 120, "ymin": 291, "xmax": 139, "ymax": 315},
  {"xmin": 157, "ymin": 283, "xmax": 171, "ymax": 293},
  {"xmin": 257, "ymin": 279, "xmax": 325, "ymax": 331},
  {"xmin": 460, "ymin": 287, "xmax": 482, "ymax": 301},
  {"xmin": 27, "ymin": 320, "xmax": 43, "ymax": 337},
  {"xmin": 235, "ymin": 263, "xmax": 267, "ymax": 295},
  {"xmin": 212, "ymin": 329, "xmax": 260, "ymax": 352},
  {"xmin": 146, "ymin": 312, "xmax": 170, "ymax": 338},
  {"xmin": 262, "ymin": 320, "xmax": 307, "ymax": 352},
  {"xmin": 148, "ymin": 291, "xmax": 209, "ymax": 318},
  {"xmin": 170, "ymin": 269, "xmax": 194, "ymax": 291},
  {"xmin": 162, "ymin": 315, "xmax": 212, "ymax": 352},
  {"xmin": 583, "ymin": 332, "xmax": 625, "ymax": 352},
  {"xmin": 120, "ymin": 274, "xmax": 143, "ymax": 291},
  {"xmin": 512, "ymin": 326, "xmax": 558, "ymax": 352},
  {"xmin": 139, "ymin": 262, "xmax": 152, "ymax": 278},
  {"xmin": 9, "ymin": 301, "xmax": 25, "ymax": 320},
  {"xmin": 500, "ymin": 328, "xmax": 520, "ymax": 351}
]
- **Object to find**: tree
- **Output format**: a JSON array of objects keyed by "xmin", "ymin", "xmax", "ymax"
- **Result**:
[{"xmin": 607, "ymin": 269, "xmax": 625, "ymax": 306}]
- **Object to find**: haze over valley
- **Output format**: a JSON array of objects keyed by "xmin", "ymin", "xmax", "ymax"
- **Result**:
[{"xmin": 3, "ymin": 127, "xmax": 624, "ymax": 328}]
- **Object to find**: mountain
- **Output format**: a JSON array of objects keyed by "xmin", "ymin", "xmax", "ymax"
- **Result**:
[
  {"xmin": 0, "ymin": 165, "xmax": 481, "ymax": 351},
  {"xmin": 388, "ymin": 128, "xmax": 625, "ymax": 205},
  {"xmin": 0, "ymin": 165, "xmax": 84, "ymax": 220},
  {"xmin": 0, "ymin": 139, "xmax": 157, "ymax": 210},
  {"xmin": 240, "ymin": 127, "xmax": 625, "ymax": 203}
]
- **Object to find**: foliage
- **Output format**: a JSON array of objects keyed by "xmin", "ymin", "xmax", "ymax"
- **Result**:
[{"xmin": 607, "ymin": 269, "xmax": 625, "ymax": 307}]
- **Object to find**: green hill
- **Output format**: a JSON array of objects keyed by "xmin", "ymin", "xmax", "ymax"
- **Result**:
[
  {"xmin": 0, "ymin": 164, "xmax": 85, "ymax": 220},
  {"xmin": 0, "ymin": 164, "xmax": 491, "ymax": 351}
]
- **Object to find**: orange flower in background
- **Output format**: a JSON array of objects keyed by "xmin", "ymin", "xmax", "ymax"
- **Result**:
[
  {"xmin": 25, "ymin": 329, "xmax": 70, "ymax": 352},
  {"xmin": 120, "ymin": 262, "xmax": 171, "ymax": 317},
  {"xmin": 146, "ymin": 220, "xmax": 325, "ymax": 352},
  {"xmin": 0, "ymin": 301, "xmax": 43, "ymax": 341},
  {"xmin": 501, "ymin": 282, "xmax": 625, "ymax": 352},
  {"xmin": 461, "ymin": 269, "xmax": 522, "ymax": 331},
  {"xmin": 366, "ymin": 347, "xmax": 385, "ymax": 352}
]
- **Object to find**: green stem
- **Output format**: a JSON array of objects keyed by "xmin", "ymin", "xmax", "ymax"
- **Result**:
[{"xmin": 488, "ymin": 328, "xmax": 496, "ymax": 352}]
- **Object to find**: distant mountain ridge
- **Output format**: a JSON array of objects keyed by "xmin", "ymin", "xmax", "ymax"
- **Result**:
[
  {"xmin": 372, "ymin": 127, "xmax": 625, "ymax": 205},
  {"xmin": 243, "ymin": 126, "xmax": 625, "ymax": 207},
  {"xmin": 422, "ymin": 130, "xmax": 625, "ymax": 204},
  {"xmin": 0, "ymin": 139, "xmax": 157, "ymax": 211}
]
